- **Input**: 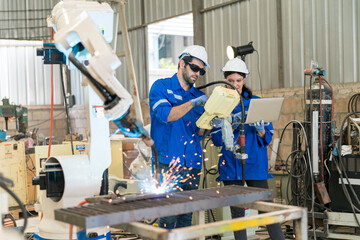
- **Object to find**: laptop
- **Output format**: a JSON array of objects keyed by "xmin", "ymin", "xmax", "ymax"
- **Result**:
[{"xmin": 245, "ymin": 98, "xmax": 284, "ymax": 124}]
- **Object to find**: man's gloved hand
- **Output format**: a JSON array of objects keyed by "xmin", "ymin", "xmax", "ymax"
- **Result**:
[
  {"xmin": 254, "ymin": 120, "xmax": 265, "ymax": 132},
  {"xmin": 210, "ymin": 117, "xmax": 224, "ymax": 128},
  {"xmin": 232, "ymin": 112, "xmax": 242, "ymax": 129},
  {"xmin": 191, "ymin": 95, "xmax": 209, "ymax": 107}
]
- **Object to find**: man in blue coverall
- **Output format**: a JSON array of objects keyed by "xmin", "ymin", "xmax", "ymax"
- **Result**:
[
  {"xmin": 149, "ymin": 45, "xmax": 210, "ymax": 229},
  {"xmin": 212, "ymin": 58, "xmax": 285, "ymax": 240}
]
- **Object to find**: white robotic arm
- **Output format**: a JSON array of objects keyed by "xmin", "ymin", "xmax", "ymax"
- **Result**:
[
  {"xmin": 48, "ymin": 0, "xmax": 147, "ymax": 138},
  {"xmin": 32, "ymin": 2, "xmax": 160, "ymax": 239}
]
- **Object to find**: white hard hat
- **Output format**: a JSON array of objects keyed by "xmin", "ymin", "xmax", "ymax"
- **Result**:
[
  {"xmin": 178, "ymin": 45, "xmax": 210, "ymax": 68},
  {"xmin": 222, "ymin": 57, "xmax": 250, "ymax": 75}
]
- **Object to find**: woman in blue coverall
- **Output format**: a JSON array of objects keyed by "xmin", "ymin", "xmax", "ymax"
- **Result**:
[{"xmin": 212, "ymin": 58, "xmax": 285, "ymax": 240}]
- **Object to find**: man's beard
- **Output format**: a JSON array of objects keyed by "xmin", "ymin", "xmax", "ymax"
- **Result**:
[{"xmin": 183, "ymin": 72, "xmax": 197, "ymax": 87}]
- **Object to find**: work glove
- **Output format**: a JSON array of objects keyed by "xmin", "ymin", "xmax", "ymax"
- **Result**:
[
  {"xmin": 232, "ymin": 112, "xmax": 242, "ymax": 129},
  {"xmin": 210, "ymin": 117, "xmax": 224, "ymax": 128},
  {"xmin": 254, "ymin": 120, "xmax": 265, "ymax": 132},
  {"xmin": 191, "ymin": 95, "xmax": 209, "ymax": 107},
  {"xmin": 221, "ymin": 117, "xmax": 234, "ymax": 151}
]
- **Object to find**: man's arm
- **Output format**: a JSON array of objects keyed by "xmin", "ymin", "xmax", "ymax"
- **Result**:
[
  {"xmin": 167, "ymin": 101, "xmax": 193, "ymax": 122},
  {"xmin": 167, "ymin": 95, "xmax": 208, "ymax": 122}
]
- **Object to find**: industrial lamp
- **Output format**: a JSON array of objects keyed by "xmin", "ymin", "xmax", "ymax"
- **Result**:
[{"xmin": 226, "ymin": 41, "xmax": 255, "ymax": 61}]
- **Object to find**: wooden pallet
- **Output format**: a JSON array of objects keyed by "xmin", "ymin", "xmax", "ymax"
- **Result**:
[{"xmin": 8, "ymin": 205, "xmax": 35, "ymax": 220}]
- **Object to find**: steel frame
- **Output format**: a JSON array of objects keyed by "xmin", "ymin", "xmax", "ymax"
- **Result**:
[
  {"xmin": 117, "ymin": 201, "xmax": 308, "ymax": 240},
  {"xmin": 309, "ymin": 211, "xmax": 360, "ymax": 239},
  {"xmin": 55, "ymin": 186, "xmax": 273, "ymax": 228}
]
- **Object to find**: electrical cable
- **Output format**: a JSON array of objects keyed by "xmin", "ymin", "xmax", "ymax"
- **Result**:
[
  {"xmin": 197, "ymin": 80, "xmax": 246, "ymax": 185},
  {"xmin": 68, "ymin": 50, "xmax": 161, "ymax": 185},
  {"xmin": 201, "ymin": 131, "xmax": 215, "ymax": 224},
  {"xmin": 68, "ymin": 52, "xmax": 115, "ymax": 104},
  {"xmin": 254, "ymin": 50, "xmax": 263, "ymax": 97},
  {"xmin": 60, "ymin": 64, "xmax": 74, "ymax": 155},
  {"xmin": 279, "ymin": 120, "xmax": 316, "ymax": 239},
  {"xmin": 69, "ymin": 200, "xmax": 90, "ymax": 240},
  {"xmin": 335, "ymin": 111, "xmax": 360, "ymax": 228},
  {"xmin": 0, "ymin": 177, "xmax": 27, "ymax": 234},
  {"xmin": 348, "ymin": 94, "xmax": 360, "ymax": 114},
  {"xmin": 338, "ymin": 112, "xmax": 360, "ymax": 208},
  {"xmin": 285, "ymin": 150, "xmax": 307, "ymax": 178}
]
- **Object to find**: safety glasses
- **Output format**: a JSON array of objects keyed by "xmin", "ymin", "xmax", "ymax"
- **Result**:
[{"xmin": 184, "ymin": 61, "xmax": 206, "ymax": 76}]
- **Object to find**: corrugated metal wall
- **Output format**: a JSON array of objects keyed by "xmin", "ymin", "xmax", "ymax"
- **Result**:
[
  {"xmin": 143, "ymin": 0, "xmax": 192, "ymax": 24},
  {"xmin": 0, "ymin": 0, "xmax": 57, "ymax": 40},
  {"xmin": 115, "ymin": 28, "xmax": 148, "ymax": 99},
  {"xmin": 204, "ymin": 0, "xmax": 279, "ymax": 91},
  {"xmin": 114, "ymin": 0, "xmax": 192, "ymax": 99},
  {"xmin": 1, "ymin": 0, "xmax": 359, "ymax": 104},
  {"xmin": 281, "ymin": 0, "xmax": 360, "ymax": 87},
  {"xmin": 204, "ymin": 0, "xmax": 360, "ymax": 90},
  {"xmin": 0, "ymin": 39, "xmax": 63, "ymax": 105}
]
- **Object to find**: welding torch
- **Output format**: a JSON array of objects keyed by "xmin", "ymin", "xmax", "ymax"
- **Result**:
[{"xmin": 112, "ymin": 113, "xmax": 161, "ymax": 188}]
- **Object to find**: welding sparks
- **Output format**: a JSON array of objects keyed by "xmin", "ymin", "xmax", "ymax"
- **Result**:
[{"xmin": 138, "ymin": 159, "xmax": 193, "ymax": 195}]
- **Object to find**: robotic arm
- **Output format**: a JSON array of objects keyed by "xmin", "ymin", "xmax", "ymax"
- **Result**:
[
  {"xmin": 33, "ymin": 2, "xmax": 160, "ymax": 238},
  {"xmin": 48, "ymin": 0, "xmax": 148, "ymax": 139}
]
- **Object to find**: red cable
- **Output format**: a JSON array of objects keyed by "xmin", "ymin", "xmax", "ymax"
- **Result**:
[
  {"xmin": 69, "ymin": 200, "xmax": 90, "ymax": 240},
  {"xmin": 42, "ymin": 28, "xmax": 55, "ymax": 222}
]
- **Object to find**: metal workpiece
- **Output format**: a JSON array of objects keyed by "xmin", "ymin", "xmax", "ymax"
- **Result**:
[
  {"xmin": 120, "ymin": 201, "xmax": 308, "ymax": 240},
  {"xmin": 54, "ymin": 185, "xmax": 272, "ymax": 228}
]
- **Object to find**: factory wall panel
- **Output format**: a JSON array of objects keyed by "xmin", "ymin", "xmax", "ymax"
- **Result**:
[
  {"xmin": 1, "ymin": 0, "xmax": 359, "ymax": 101},
  {"xmin": 203, "ymin": 0, "xmax": 359, "ymax": 90},
  {"xmin": 204, "ymin": 0, "xmax": 279, "ymax": 91},
  {"xmin": 0, "ymin": 0, "xmax": 57, "ymax": 40},
  {"xmin": 122, "ymin": 0, "xmax": 142, "ymax": 29},
  {"xmin": 115, "ymin": 28, "xmax": 148, "ymax": 100},
  {"xmin": 281, "ymin": 0, "xmax": 359, "ymax": 87},
  {"xmin": 0, "ymin": 39, "xmax": 80, "ymax": 106},
  {"xmin": 143, "ymin": 0, "xmax": 192, "ymax": 24}
]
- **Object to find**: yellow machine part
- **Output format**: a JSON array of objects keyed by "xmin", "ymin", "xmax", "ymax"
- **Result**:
[{"xmin": 196, "ymin": 86, "xmax": 240, "ymax": 129}]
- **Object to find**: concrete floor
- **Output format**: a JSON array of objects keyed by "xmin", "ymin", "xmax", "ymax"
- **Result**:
[{"xmin": 16, "ymin": 217, "xmax": 296, "ymax": 240}]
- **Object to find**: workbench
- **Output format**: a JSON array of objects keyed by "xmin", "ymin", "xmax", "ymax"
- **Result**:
[{"xmin": 54, "ymin": 185, "xmax": 308, "ymax": 240}]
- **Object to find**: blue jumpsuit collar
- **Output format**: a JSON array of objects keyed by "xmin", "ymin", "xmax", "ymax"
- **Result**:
[{"xmin": 171, "ymin": 73, "xmax": 199, "ymax": 97}]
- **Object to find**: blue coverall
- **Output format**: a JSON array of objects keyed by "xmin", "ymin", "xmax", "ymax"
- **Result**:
[
  {"xmin": 212, "ymin": 92, "xmax": 285, "ymax": 240},
  {"xmin": 149, "ymin": 73, "xmax": 205, "ymax": 229}
]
